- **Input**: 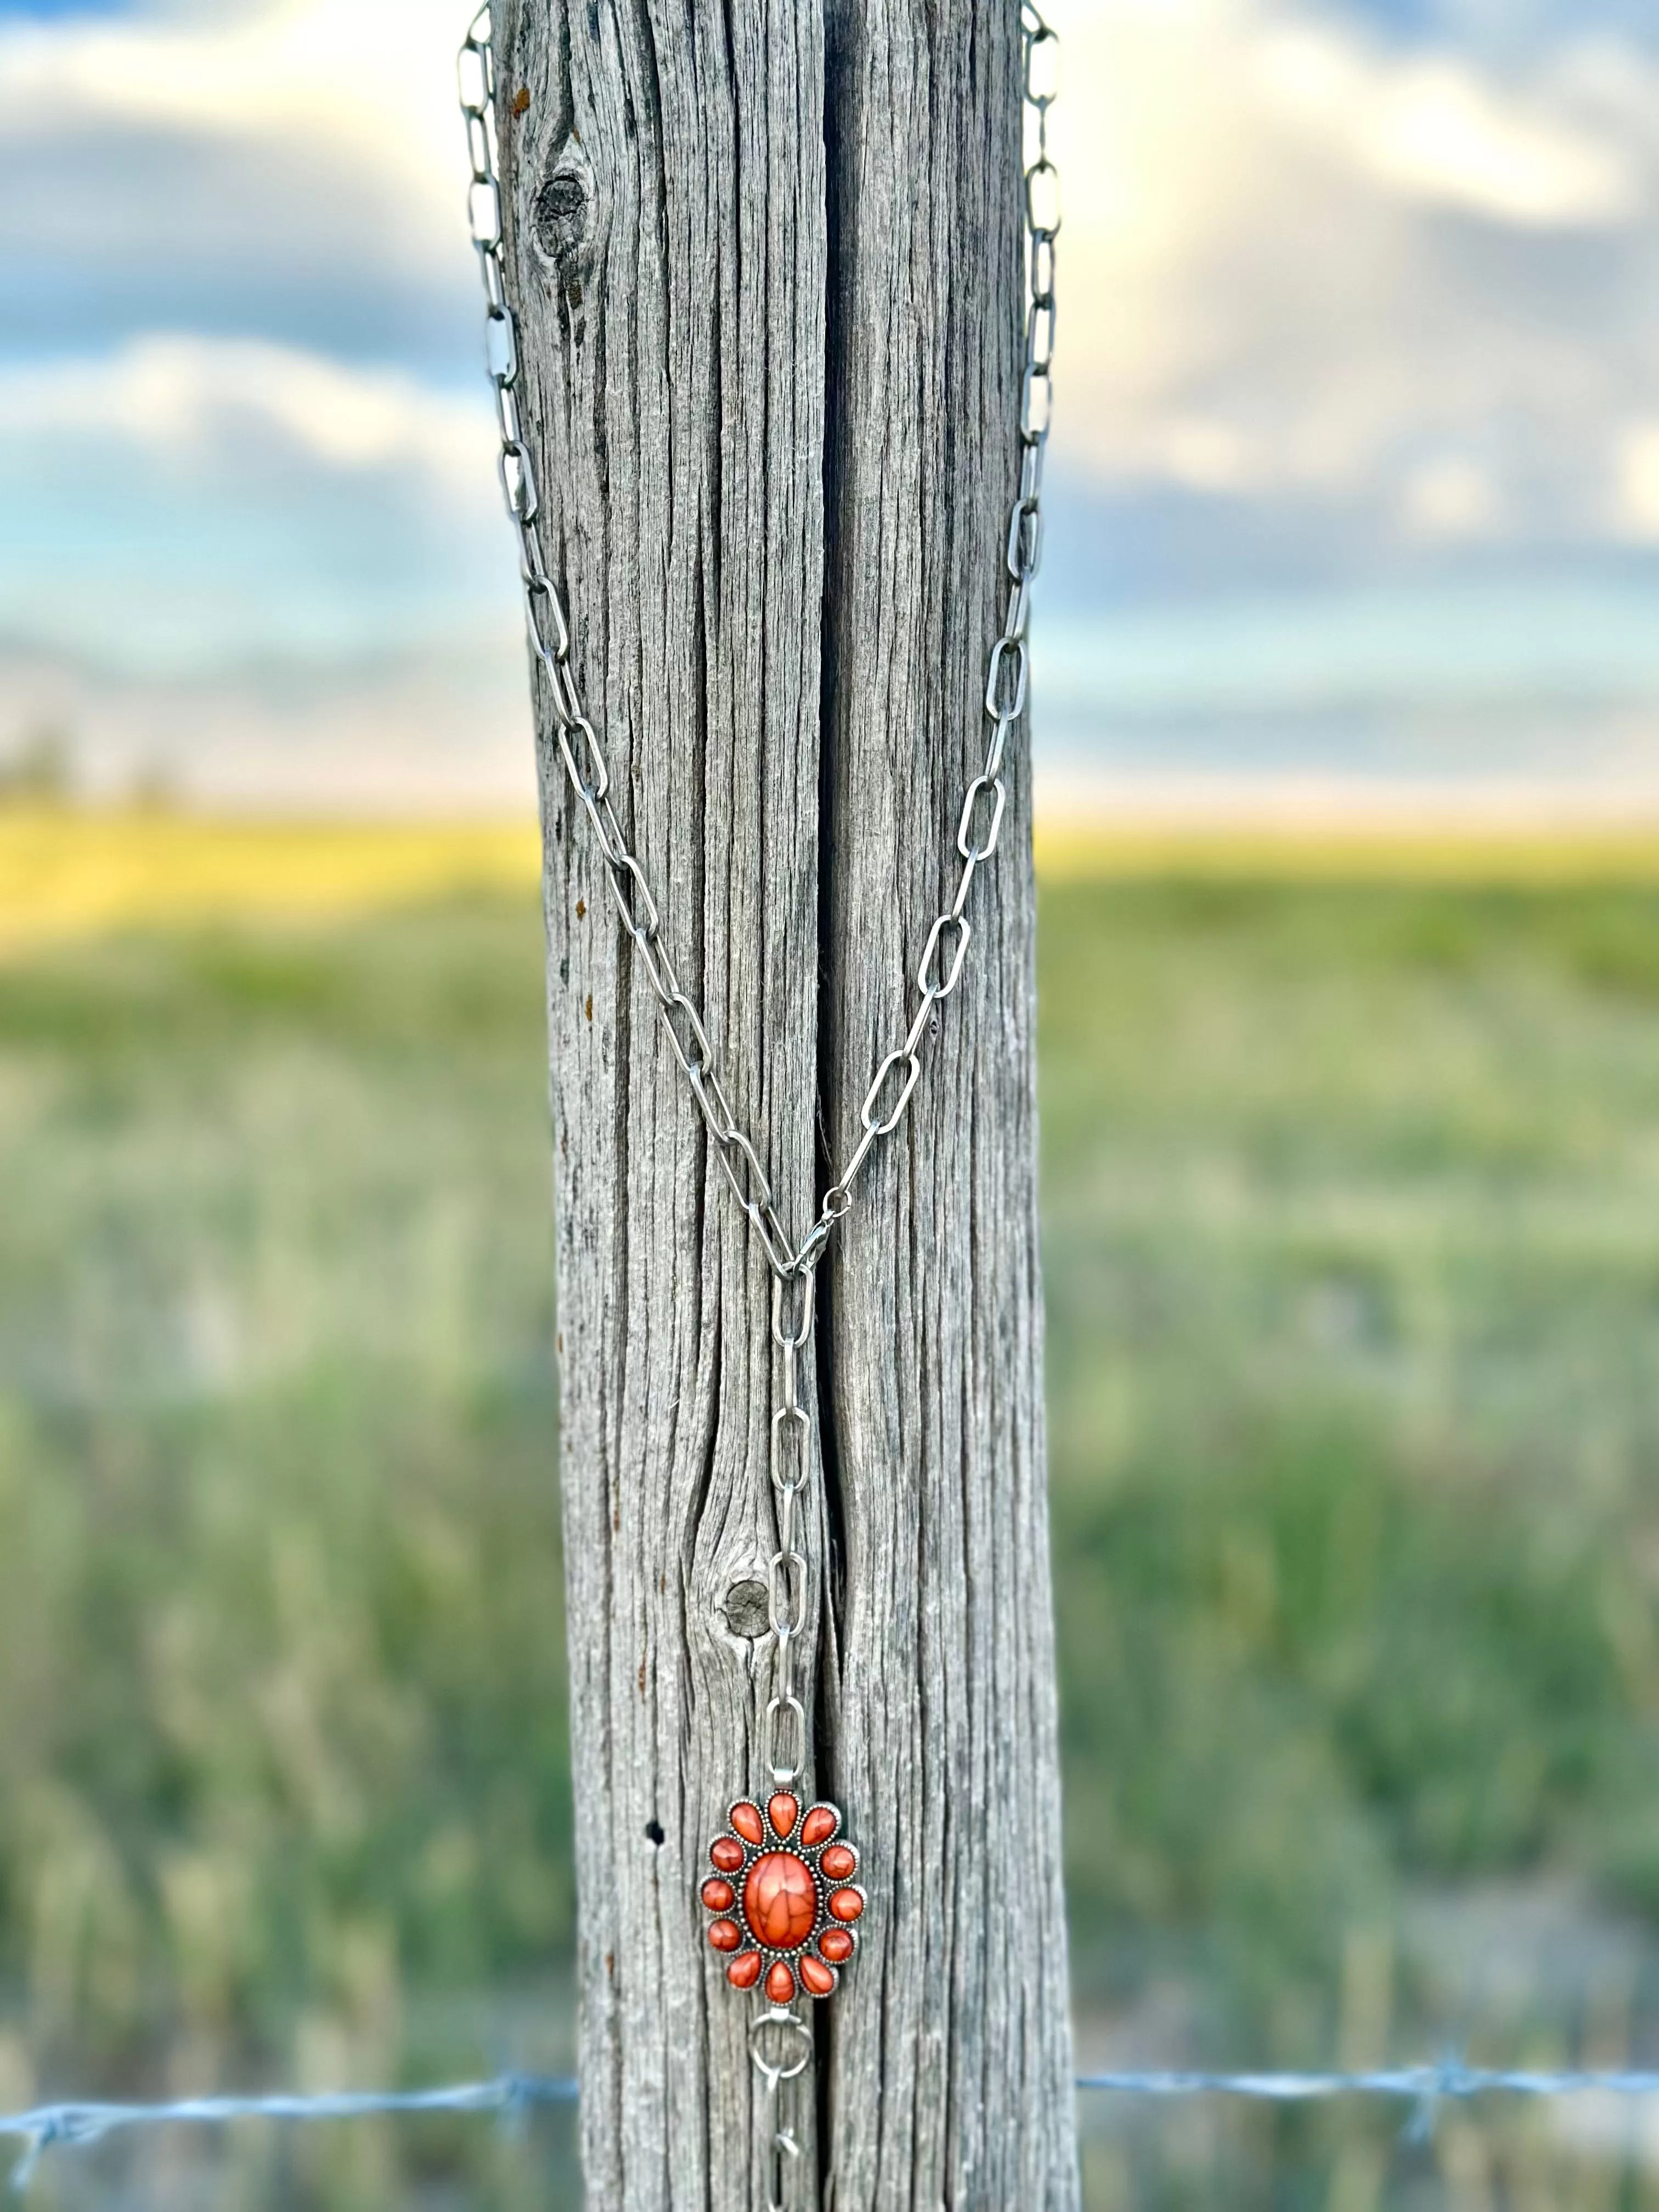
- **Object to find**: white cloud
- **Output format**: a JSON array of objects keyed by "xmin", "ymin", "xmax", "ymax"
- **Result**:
[
  {"xmin": 1399, "ymin": 455, "xmax": 1505, "ymax": 540},
  {"xmin": 1613, "ymin": 420, "xmax": 1659, "ymax": 539},
  {"xmin": 1159, "ymin": 417, "xmax": 1267, "ymax": 494},
  {"xmin": 0, "ymin": 3, "xmax": 524, "ymax": 675},
  {"xmin": 0, "ymin": 335, "xmax": 512, "ymax": 674},
  {"xmin": 0, "ymin": 335, "xmax": 494, "ymax": 487},
  {"xmin": 1043, "ymin": 0, "xmax": 1659, "ymax": 545},
  {"xmin": 0, "ymin": 0, "xmax": 484, "ymax": 364},
  {"xmin": 0, "ymin": 0, "xmax": 466, "ymax": 203},
  {"xmin": 1256, "ymin": 28, "xmax": 1638, "ymax": 227}
]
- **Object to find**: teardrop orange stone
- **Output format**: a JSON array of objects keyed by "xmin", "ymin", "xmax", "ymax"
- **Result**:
[
  {"xmin": 827, "ymin": 1887, "xmax": 864, "ymax": 1923},
  {"xmin": 730, "ymin": 1802, "xmax": 765, "ymax": 1846},
  {"xmin": 707, "ymin": 1919, "xmax": 741, "ymax": 1953},
  {"xmin": 701, "ymin": 1877, "xmax": 735, "ymax": 1912},
  {"xmin": 820, "ymin": 1844, "xmax": 856, "ymax": 1882},
  {"xmin": 766, "ymin": 1792, "xmax": 799, "ymax": 1839},
  {"xmin": 799, "ymin": 1954, "xmax": 836, "ymax": 1996},
  {"xmin": 800, "ymin": 1805, "xmax": 838, "ymax": 1848},
  {"xmin": 710, "ymin": 1837, "xmax": 744, "ymax": 1873},
  {"xmin": 765, "ymin": 1961, "xmax": 796, "ymax": 2004},
  {"xmin": 726, "ymin": 1951, "xmax": 763, "ymax": 1989},
  {"xmin": 819, "ymin": 1926, "xmax": 854, "ymax": 1962}
]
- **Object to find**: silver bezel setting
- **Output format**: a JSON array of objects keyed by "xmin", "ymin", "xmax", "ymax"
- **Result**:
[{"xmin": 702, "ymin": 1798, "xmax": 864, "ymax": 1998}]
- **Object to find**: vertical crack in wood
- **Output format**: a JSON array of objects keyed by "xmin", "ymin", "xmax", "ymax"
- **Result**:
[{"xmin": 812, "ymin": 1, "xmax": 853, "ymax": 2191}]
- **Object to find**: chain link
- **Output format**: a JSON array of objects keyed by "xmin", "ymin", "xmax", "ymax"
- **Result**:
[
  {"xmin": 764, "ymin": 1268, "xmax": 815, "ymax": 1786},
  {"xmin": 460, "ymin": 0, "xmax": 1057, "ymax": 1296}
]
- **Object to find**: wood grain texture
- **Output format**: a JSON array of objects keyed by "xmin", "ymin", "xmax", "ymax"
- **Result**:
[{"xmin": 496, "ymin": 2, "xmax": 1077, "ymax": 2204}]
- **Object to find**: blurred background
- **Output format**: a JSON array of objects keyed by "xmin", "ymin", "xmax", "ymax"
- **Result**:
[{"xmin": 6, "ymin": 0, "xmax": 1659, "ymax": 2204}]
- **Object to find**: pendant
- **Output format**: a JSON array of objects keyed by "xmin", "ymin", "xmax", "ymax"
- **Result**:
[{"xmin": 702, "ymin": 1793, "xmax": 865, "ymax": 2003}]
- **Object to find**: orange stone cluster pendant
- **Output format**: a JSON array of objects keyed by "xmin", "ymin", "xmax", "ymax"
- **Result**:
[{"xmin": 702, "ymin": 1791, "xmax": 865, "ymax": 2004}]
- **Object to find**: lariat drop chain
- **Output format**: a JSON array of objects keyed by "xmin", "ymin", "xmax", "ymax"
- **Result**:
[{"xmin": 459, "ymin": 7, "xmax": 1057, "ymax": 2197}]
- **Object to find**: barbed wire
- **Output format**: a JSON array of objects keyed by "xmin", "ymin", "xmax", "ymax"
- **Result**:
[
  {"xmin": 1, "ymin": 2076, "xmax": 575, "ymax": 2190},
  {"xmin": 9, "ymin": 2061, "xmax": 1659, "ymax": 2188},
  {"xmin": 1076, "ymin": 2061, "xmax": 1659, "ymax": 2147}
]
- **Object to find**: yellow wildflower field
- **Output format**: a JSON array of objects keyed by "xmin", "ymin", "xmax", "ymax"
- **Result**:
[
  {"xmin": 1033, "ymin": 821, "xmax": 1659, "ymax": 883},
  {"xmin": 9, "ymin": 805, "xmax": 1659, "ymax": 960},
  {"xmin": 0, "ymin": 808, "xmax": 543, "ymax": 955}
]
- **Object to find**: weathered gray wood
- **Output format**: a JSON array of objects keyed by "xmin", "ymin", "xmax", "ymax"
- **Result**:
[{"xmin": 497, "ymin": 3, "xmax": 1077, "ymax": 2205}]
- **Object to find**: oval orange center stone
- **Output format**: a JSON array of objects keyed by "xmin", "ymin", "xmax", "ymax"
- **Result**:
[{"xmin": 743, "ymin": 1852, "xmax": 817, "ymax": 1949}]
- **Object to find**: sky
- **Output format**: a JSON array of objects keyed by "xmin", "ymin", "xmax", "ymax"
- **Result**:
[{"xmin": 3, "ymin": 0, "xmax": 1659, "ymax": 811}]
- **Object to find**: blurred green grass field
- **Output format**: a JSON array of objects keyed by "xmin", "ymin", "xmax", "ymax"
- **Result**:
[{"xmin": 7, "ymin": 820, "xmax": 1659, "ymax": 2203}]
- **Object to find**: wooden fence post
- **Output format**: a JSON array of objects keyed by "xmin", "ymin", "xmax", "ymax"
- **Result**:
[{"xmin": 495, "ymin": 2, "xmax": 1077, "ymax": 2204}]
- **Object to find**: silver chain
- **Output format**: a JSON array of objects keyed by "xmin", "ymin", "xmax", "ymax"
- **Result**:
[
  {"xmin": 764, "ymin": 1268, "xmax": 814, "ymax": 1787},
  {"xmin": 459, "ymin": 7, "xmax": 1056, "ymax": 2190},
  {"xmin": 458, "ymin": 2, "xmax": 1057, "ymax": 1289}
]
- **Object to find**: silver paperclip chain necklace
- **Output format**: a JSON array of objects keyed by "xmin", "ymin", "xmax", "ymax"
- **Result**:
[{"xmin": 459, "ymin": 9, "xmax": 1058, "ymax": 2200}]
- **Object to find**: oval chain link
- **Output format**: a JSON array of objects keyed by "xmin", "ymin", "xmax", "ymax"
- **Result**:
[{"xmin": 459, "ymin": 0, "xmax": 1057, "ymax": 1293}]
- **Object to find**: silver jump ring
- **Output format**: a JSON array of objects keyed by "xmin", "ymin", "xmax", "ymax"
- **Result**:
[{"xmin": 749, "ymin": 2006, "xmax": 812, "ymax": 2091}]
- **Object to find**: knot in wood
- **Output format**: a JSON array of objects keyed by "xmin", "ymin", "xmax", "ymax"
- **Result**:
[
  {"xmin": 534, "ymin": 136, "xmax": 597, "ymax": 295},
  {"xmin": 722, "ymin": 1577, "xmax": 770, "ymax": 1640}
]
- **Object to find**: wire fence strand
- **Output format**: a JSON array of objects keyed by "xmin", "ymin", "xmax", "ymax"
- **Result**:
[
  {"xmin": 1, "ymin": 2076, "xmax": 576, "ymax": 2191},
  {"xmin": 11, "ymin": 2061, "xmax": 1659, "ymax": 2187}
]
